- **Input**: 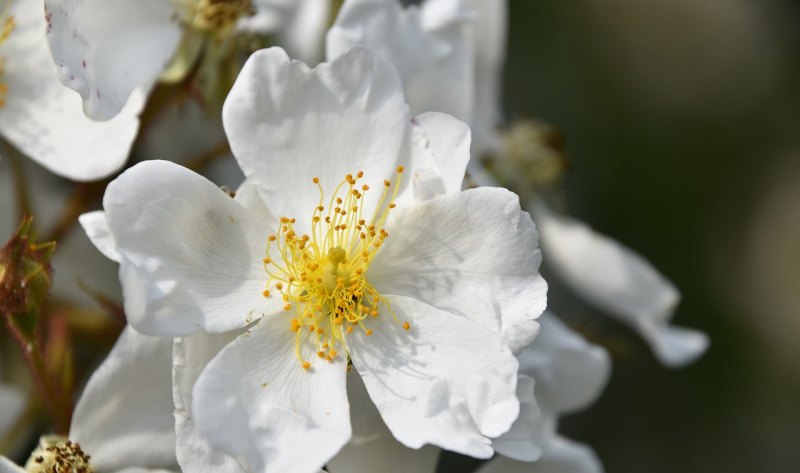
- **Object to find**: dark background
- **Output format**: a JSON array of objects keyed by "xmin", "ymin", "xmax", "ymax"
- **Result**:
[{"xmin": 500, "ymin": 1, "xmax": 800, "ymax": 472}]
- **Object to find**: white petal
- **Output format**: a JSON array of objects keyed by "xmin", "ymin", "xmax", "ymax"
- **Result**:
[
  {"xmin": 536, "ymin": 206, "xmax": 709, "ymax": 367},
  {"xmin": 327, "ymin": 0, "xmax": 474, "ymax": 120},
  {"xmin": 192, "ymin": 315, "xmax": 351, "ymax": 473},
  {"xmin": 0, "ymin": 0, "xmax": 143, "ymax": 180},
  {"xmin": 410, "ymin": 112, "xmax": 470, "ymax": 199},
  {"xmin": 70, "ymin": 326, "xmax": 177, "ymax": 471},
  {"xmin": 476, "ymin": 437, "xmax": 603, "ymax": 473},
  {"xmin": 173, "ymin": 333, "xmax": 247, "ymax": 473},
  {"xmin": 275, "ymin": 0, "xmax": 330, "ymax": 65},
  {"xmin": 461, "ymin": 0, "xmax": 506, "ymax": 158},
  {"xmin": 518, "ymin": 313, "xmax": 611, "ymax": 414},
  {"xmin": 0, "ymin": 458, "xmax": 23, "ymax": 473},
  {"xmin": 222, "ymin": 46, "xmax": 409, "ymax": 232},
  {"xmin": 492, "ymin": 375, "xmax": 543, "ymax": 462},
  {"xmin": 370, "ymin": 187, "xmax": 546, "ymax": 353},
  {"xmin": 347, "ymin": 295, "xmax": 519, "ymax": 458},
  {"xmin": 327, "ymin": 372, "xmax": 440, "ymax": 473},
  {"xmin": 103, "ymin": 160, "xmax": 281, "ymax": 336},
  {"xmin": 44, "ymin": 0, "xmax": 180, "ymax": 120},
  {"xmin": 79, "ymin": 211, "xmax": 119, "ymax": 262}
]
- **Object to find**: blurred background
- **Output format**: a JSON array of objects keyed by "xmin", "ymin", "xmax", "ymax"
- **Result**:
[{"xmin": 502, "ymin": 0, "xmax": 800, "ymax": 472}]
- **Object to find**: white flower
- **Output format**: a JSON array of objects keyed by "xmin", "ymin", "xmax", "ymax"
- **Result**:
[
  {"xmin": 535, "ymin": 204, "xmax": 709, "ymax": 367},
  {"xmin": 85, "ymin": 46, "xmax": 547, "ymax": 472},
  {"xmin": 0, "ymin": 0, "xmax": 142, "ymax": 181},
  {"xmin": 0, "ymin": 326, "xmax": 179, "ymax": 473},
  {"xmin": 44, "ymin": 0, "xmax": 330, "ymax": 121}
]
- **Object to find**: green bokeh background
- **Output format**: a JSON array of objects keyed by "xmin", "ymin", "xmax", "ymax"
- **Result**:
[{"xmin": 499, "ymin": 1, "xmax": 800, "ymax": 472}]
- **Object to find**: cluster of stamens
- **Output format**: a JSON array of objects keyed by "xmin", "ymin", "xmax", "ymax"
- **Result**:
[
  {"xmin": 24, "ymin": 438, "xmax": 94, "ymax": 473},
  {"xmin": 0, "ymin": 1, "xmax": 15, "ymax": 108},
  {"xmin": 262, "ymin": 167, "xmax": 411, "ymax": 370},
  {"xmin": 177, "ymin": 0, "xmax": 255, "ymax": 35}
]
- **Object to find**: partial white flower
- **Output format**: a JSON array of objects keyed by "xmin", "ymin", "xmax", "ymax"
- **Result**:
[
  {"xmin": 327, "ymin": 0, "xmax": 506, "ymax": 160},
  {"xmin": 89, "ymin": 46, "xmax": 546, "ymax": 472},
  {"xmin": 0, "ymin": 360, "xmax": 25, "ymax": 442},
  {"xmin": 44, "ymin": 0, "xmax": 330, "ymax": 121},
  {"xmin": 535, "ymin": 204, "xmax": 709, "ymax": 367},
  {"xmin": 481, "ymin": 313, "xmax": 610, "ymax": 473},
  {"xmin": 0, "ymin": 0, "xmax": 142, "ymax": 181},
  {"xmin": 0, "ymin": 326, "xmax": 179, "ymax": 472}
]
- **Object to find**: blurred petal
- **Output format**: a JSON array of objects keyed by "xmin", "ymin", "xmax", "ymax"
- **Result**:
[
  {"xmin": 192, "ymin": 316, "xmax": 350, "ymax": 473},
  {"xmin": 536, "ymin": 206, "xmax": 709, "ymax": 367},
  {"xmin": 348, "ymin": 295, "xmax": 519, "ymax": 458},
  {"xmin": 477, "ymin": 437, "xmax": 603, "ymax": 473},
  {"xmin": 0, "ymin": 0, "xmax": 143, "ymax": 180},
  {"xmin": 371, "ymin": 187, "xmax": 546, "ymax": 353},
  {"xmin": 518, "ymin": 313, "xmax": 611, "ymax": 414},
  {"xmin": 223, "ymin": 47, "xmax": 410, "ymax": 233},
  {"xmin": 492, "ymin": 375, "xmax": 543, "ymax": 462},
  {"xmin": 103, "ymin": 160, "xmax": 280, "ymax": 336},
  {"xmin": 70, "ymin": 326, "xmax": 177, "ymax": 471},
  {"xmin": 44, "ymin": 0, "xmax": 180, "ymax": 120},
  {"xmin": 327, "ymin": 372, "xmax": 440, "ymax": 473},
  {"xmin": 0, "ymin": 458, "xmax": 23, "ymax": 473},
  {"xmin": 410, "ymin": 112, "xmax": 470, "ymax": 198},
  {"xmin": 0, "ymin": 383, "xmax": 24, "ymax": 439}
]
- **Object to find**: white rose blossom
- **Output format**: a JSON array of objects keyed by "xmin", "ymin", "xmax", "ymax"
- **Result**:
[
  {"xmin": 0, "ymin": 0, "xmax": 142, "ymax": 181},
  {"xmin": 44, "ymin": 0, "xmax": 330, "ymax": 121},
  {"xmin": 81, "ymin": 46, "xmax": 546, "ymax": 472},
  {"xmin": 0, "ymin": 327, "xmax": 178, "ymax": 473},
  {"xmin": 328, "ymin": 0, "xmax": 708, "ymax": 367}
]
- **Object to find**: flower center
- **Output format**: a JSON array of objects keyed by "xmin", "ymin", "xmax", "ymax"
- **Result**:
[
  {"xmin": 24, "ymin": 436, "xmax": 95, "ymax": 473},
  {"xmin": 0, "ymin": 1, "xmax": 15, "ymax": 108},
  {"xmin": 262, "ymin": 167, "xmax": 411, "ymax": 370},
  {"xmin": 176, "ymin": 0, "xmax": 255, "ymax": 35}
]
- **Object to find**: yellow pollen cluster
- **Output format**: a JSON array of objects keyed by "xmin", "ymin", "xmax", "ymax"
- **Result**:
[
  {"xmin": 0, "ymin": 1, "xmax": 15, "ymax": 108},
  {"xmin": 263, "ymin": 167, "xmax": 411, "ymax": 370},
  {"xmin": 179, "ymin": 0, "xmax": 255, "ymax": 35},
  {"xmin": 24, "ymin": 437, "xmax": 95, "ymax": 473}
]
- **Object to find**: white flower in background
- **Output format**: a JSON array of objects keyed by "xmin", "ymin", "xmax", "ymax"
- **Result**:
[
  {"xmin": 0, "ymin": 0, "xmax": 142, "ymax": 181},
  {"xmin": 44, "ymin": 0, "xmax": 330, "ymax": 121},
  {"xmin": 534, "ymin": 204, "xmax": 709, "ymax": 367},
  {"xmin": 84, "ymin": 46, "xmax": 546, "ymax": 472},
  {"xmin": 0, "ymin": 327, "xmax": 179, "ymax": 473},
  {"xmin": 327, "ymin": 0, "xmax": 505, "ymax": 160},
  {"xmin": 329, "ymin": 0, "xmax": 707, "ymax": 367}
]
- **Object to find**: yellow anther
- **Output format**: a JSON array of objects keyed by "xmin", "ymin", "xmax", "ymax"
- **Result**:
[
  {"xmin": 284, "ymin": 303, "xmax": 292, "ymax": 311},
  {"xmin": 262, "ymin": 290, "xmax": 270, "ymax": 298},
  {"xmin": 262, "ymin": 257, "xmax": 271, "ymax": 264},
  {"xmin": 317, "ymin": 351, "xmax": 325, "ymax": 358},
  {"xmin": 302, "ymin": 361, "xmax": 311, "ymax": 370},
  {"xmin": 396, "ymin": 165, "xmax": 405, "ymax": 173},
  {"xmin": 365, "ymin": 329, "xmax": 373, "ymax": 336},
  {"xmin": 329, "ymin": 349, "xmax": 338, "ymax": 357},
  {"xmin": 313, "ymin": 177, "xmax": 319, "ymax": 183},
  {"xmin": 268, "ymin": 235, "xmax": 277, "ymax": 241},
  {"xmin": 402, "ymin": 322, "xmax": 411, "ymax": 330},
  {"xmin": 357, "ymin": 171, "xmax": 364, "ymax": 178},
  {"xmin": 384, "ymin": 179, "xmax": 391, "ymax": 187}
]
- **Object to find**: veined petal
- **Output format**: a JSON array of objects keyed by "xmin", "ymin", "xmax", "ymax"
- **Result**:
[
  {"xmin": 44, "ymin": 0, "xmax": 181, "ymax": 120},
  {"xmin": 79, "ymin": 211, "xmax": 119, "ymax": 262},
  {"xmin": 222, "ymin": 46, "xmax": 409, "ymax": 232},
  {"xmin": 192, "ymin": 316, "xmax": 351, "ymax": 473},
  {"xmin": 536, "ymin": 206, "xmax": 709, "ymax": 367},
  {"xmin": 173, "ymin": 333, "xmax": 246, "ymax": 473},
  {"xmin": 409, "ymin": 112, "xmax": 470, "ymax": 200},
  {"xmin": 327, "ymin": 372, "xmax": 440, "ymax": 473},
  {"xmin": 69, "ymin": 326, "xmax": 177, "ymax": 471},
  {"xmin": 518, "ymin": 313, "xmax": 611, "ymax": 414},
  {"xmin": 347, "ymin": 295, "xmax": 519, "ymax": 458},
  {"xmin": 103, "ymin": 160, "xmax": 281, "ymax": 336},
  {"xmin": 327, "ymin": 0, "xmax": 474, "ymax": 121},
  {"xmin": 370, "ymin": 187, "xmax": 546, "ymax": 353},
  {"xmin": 0, "ymin": 0, "xmax": 143, "ymax": 180},
  {"xmin": 476, "ymin": 437, "xmax": 603, "ymax": 473}
]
